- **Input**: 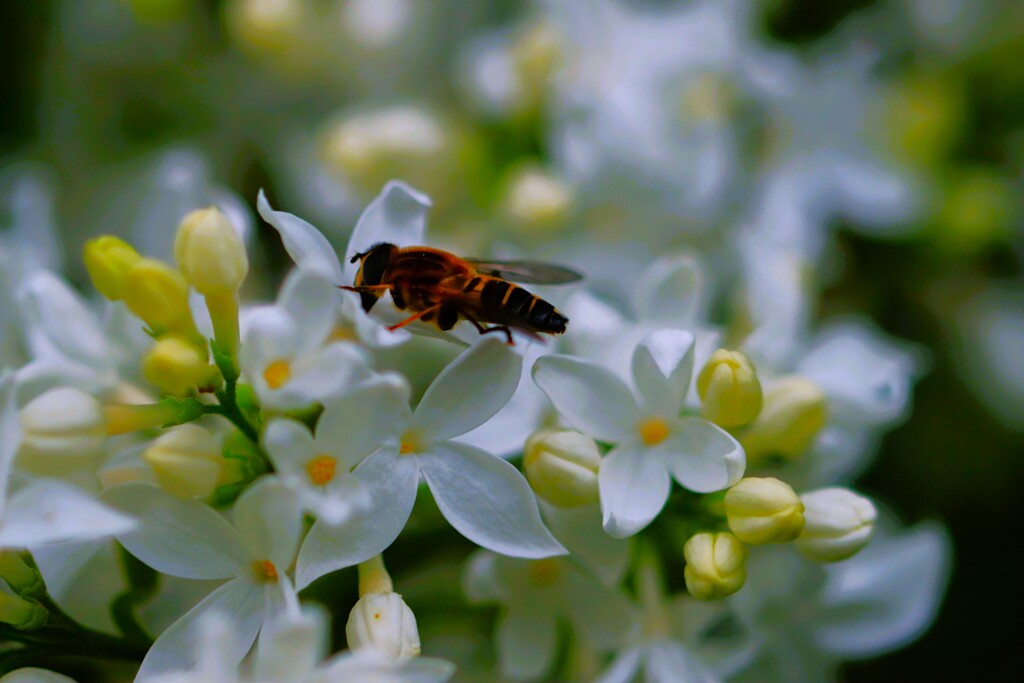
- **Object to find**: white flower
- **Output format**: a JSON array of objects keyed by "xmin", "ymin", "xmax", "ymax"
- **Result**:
[
  {"xmin": 308, "ymin": 650, "xmax": 455, "ymax": 683},
  {"xmin": 796, "ymin": 488, "xmax": 877, "ymax": 563},
  {"xmin": 264, "ymin": 374, "xmax": 410, "ymax": 526},
  {"xmin": 240, "ymin": 268, "xmax": 371, "ymax": 411},
  {"xmin": 0, "ymin": 373, "xmax": 135, "ymax": 550},
  {"xmin": 464, "ymin": 551, "xmax": 633, "ymax": 680},
  {"xmin": 346, "ymin": 592, "xmax": 421, "ymax": 660},
  {"xmin": 102, "ymin": 477, "xmax": 303, "ymax": 681},
  {"xmin": 534, "ymin": 329, "xmax": 745, "ymax": 537},
  {"xmin": 295, "ymin": 338, "xmax": 565, "ymax": 589},
  {"xmin": 16, "ymin": 386, "xmax": 106, "ymax": 477}
]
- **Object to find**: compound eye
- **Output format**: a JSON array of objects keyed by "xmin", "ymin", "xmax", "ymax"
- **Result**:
[{"xmin": 359, "ymin": 246, "xmax": 392, "ymax": 286}]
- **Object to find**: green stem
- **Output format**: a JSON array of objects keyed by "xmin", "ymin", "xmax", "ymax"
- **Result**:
[{"xmin": 205, "ymin": 383, "xmax": 259, "ymax": 444}]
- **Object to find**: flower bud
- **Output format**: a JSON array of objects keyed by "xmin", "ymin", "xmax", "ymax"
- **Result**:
[
  {"xmin": 697, "ymin": 349, "xmax": 763, "ymax": 428},
  {"xmin": 796, "ymin": 488, "xmax": 877, "ymax": 563},
  {"xmin": 0, "ymin": 591, "xmax": 47, "ymax": 630},
  {"xmin": 142, "ymin": 335, "xmax": 219, "ymax": 396},
  {"xmin": 523, "ymin": 429, "xmax": 600, "ymax": 508},
  {"xmin": 83, "ymin": 235, "xmax": 141, "ymax": 301},
  {"xmin": 724, "ymin": 477, "xmax": 805, "ymax": 545},
  {"xmin": 104, "ymin": 399, "xmax": 204, "ymax": 436},
  {"xmin": 500, "ymin": 166, "xmax": 573, "ymax": 233},
  {"xmin": 683, "ymin": 532, "xmax": 747, "ymax": 600},
  {"xmin": 345, "ymin": 592, "xmax": 421, "ymax": 660},
  {"xmin": 0, "ymin": 552, "xmax": 43, "ymax": 597},
  {"xmin": 739, "ymin": 377, "xmax": 827, "ymax": 465},
  {"xmin": 227, "ymin": 0, "xmax": 306, "ymax": 54},
  {"xmin": 175, "ymin": 207, "xmax": 249, "ymax": 296},
  {"xmin": 122, "ymin": 258, "xmax": 192, "ymax": 331},
  {"xmin": 18, "ymin": 387, "xmax": 106, "ymax": 474},
  {"xmin": 144, "ymin": 424, "xmax": 242, "ymax": 499}
]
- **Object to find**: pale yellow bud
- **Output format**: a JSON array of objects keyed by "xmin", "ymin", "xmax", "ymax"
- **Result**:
[
  {"xmin": 142, "ymin": 335, "xmax": 219, "ymax": 396},
  {"xmin": 683, "ymin": 532, "xmax": 747, "ymax": 600},
  {"xmin": 122, "ymin": 258, "xmax": 193, "ymax": 331},
  {"xmin": 697, "ymin": 349, "xmax": 763, "ymax": 428},
  {"xmin": 345, "ymin": 592, "xmax": 421, "ymax": 660},
  {"xmin": 739, "ymin": 377, "xmax": 827, "ymax": 465},
  {"xmin": 174, "ymin": 207, "xmax": 249, "ymax": 296},
  {"xmin": 227, "ymin": 0, "xmax": 306, "ymax": 54},
  {"xmin": 523, "ymin": 429, "xmax": 601, "ymax": 508},
  {"xmin": 724, "ymin": 477, "xmax": 805, "ymax": 545},
  {"xmin": 83, "ymin": 235, "xmax": 142, "ymax": 301},
  {"xmin": 18, "ymin": 388, "xmax": 106, "ymax": 474},
  {"xmin": 796, "ymin": 488, "xmax": 877, "ymax": 563},
  {"xmin": 0, "ymin": 591, "xmax": 47, "ymax": 629},
  {"xmin": 144, "ymin": 424, "xmax": 241, "ymax": 499},
  {"xmin": 500, "ymin": 166, "xmax": 574, "ymax": 232}
]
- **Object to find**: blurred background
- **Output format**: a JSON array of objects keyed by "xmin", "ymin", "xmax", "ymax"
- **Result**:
[{"xmin": 2, "ymin": 1, "xmax": 1022, "ymax": 681}]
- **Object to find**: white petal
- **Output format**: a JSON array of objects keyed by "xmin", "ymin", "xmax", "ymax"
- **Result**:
[
  {"xmin": 0, "ymin": 373, "xmax": 18, "ymax": 520},
  {"xmin": 419, "ymin": 442, "xmax": 565, "ymax": 558},
  {"xmin": 646, "ymin": 641, "xmax": 719, "ymax": 683},
  {"xmin": 633, "ymin": 254, "xmax": 706, "ymax": 324},
  {"xmin": 541, "ymin": 503, "xmax": 630, "ymax": 586},
  {"xmin": 0, "ymin": 479, "xmax": 135, "ymax": 548},
  {"xmin": 631, "ymin": 329, "xmax": 695, "ymax": 413},
  {"xmin": 413, "ymin": 338, "xmax": 522, "ymax": 442},
  {"xmin": 271, "ymin": 343, "xmax": 372, "ymax": 410},
  {"xmin": 263, "ymin": 418, "xmax": 317, "ymax": 479},
  {"xmin": 461, "ymin": 550, "xmax": 505, "ymax": 603},
  {"xmin": 295, "ymin": 449, "xmax": 419, "ymax": 589},
  {"xmin": 0, "ymin": 669, "xmax": 78, "ymax": 683},
  {"xmin": 102, "ymin": 483, "xmax": 249, "ymax": 579},
  {"xmin": 317, "ymin": 373, "xmax": 411, "ymax": 467},
  {"xmin": 255, "ymin": 606, "xmax": 327, "ymax": 683},
  {"xmin": 312, "ymin": 651, "xmax": 455, "ymax": 683},
  {"xmin": 598, "ymin": 444, "xmax": 671, "ymax": 538},
  {"xmin": 816, "ymin": 523, "xmax": 952, "ymax": 657},
  {"xmin": 343, "ymin": 181, "xmax": 432, "ymax": 283},
  {"xmin": 233, "ymin": 476, "xmax": 302, "ymax": 571},
  {"xmin": 278, "ymin": 268, "xmax": 340, "ymax": 355},
  {"xmin": 135, "ymin": 578, "xmax": 264, "ymax": 682},
  {"xmin": 257, "ymin": 190, "xmax": 343, "ymax": 281},
  {"xmin": 532, "ymin": 355, "xmax": 638, "ymax": 443},
  {"xmin": 16, "ymin": 270, "xmax": 108, "ymax": 366},
  {"xmin": 563, "ymin": 571, "xmax": 634, "ymax": 649},
  {"xmin": 662, "ymin": 418, "xmax": 745, "ymax": 493},
  {"xmin": 594, "ymin": 647, "xmax": 643, "ymax": 683},
  {"xmin": 497, "ymin": 606, "xmax": 558, "ymax": 680}
]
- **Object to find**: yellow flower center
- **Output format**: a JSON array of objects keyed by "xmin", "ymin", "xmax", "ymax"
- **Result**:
[
  {"xmin": 253, "ymin": 559, "xmax": 278, "ymax": 582},
  {"xmin": 263, "ymin": 358, "xmax": 292, "ymax": 389},
  {"xmin": 400, "ymin": 430, "xmax": 422, "ymax": 455},
  {"xmin": 528, "ymin": 558, "xmax": 561, "ymax": 587},
  {"xmin": 306, "ymin": 454, "xmax": 337, "ymax": 486},
  {"xmin": 638, "ymin": 417, "xmax": 671, "ymax": 446}
]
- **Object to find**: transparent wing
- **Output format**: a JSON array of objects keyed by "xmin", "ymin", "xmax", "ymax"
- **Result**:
[{"xmin": 464, "ymin": 259, "xmax": 584, "ymax": 285}]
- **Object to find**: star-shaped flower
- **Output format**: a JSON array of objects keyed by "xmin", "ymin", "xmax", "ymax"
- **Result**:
[{"xmin": 534, "ymin": 329, "xmax": 745, "ymax": 537}]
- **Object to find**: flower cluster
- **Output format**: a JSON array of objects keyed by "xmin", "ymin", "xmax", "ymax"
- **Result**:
[{"xmin": 0, "ymin": 177, "xmax": 948, "ymax": 682}]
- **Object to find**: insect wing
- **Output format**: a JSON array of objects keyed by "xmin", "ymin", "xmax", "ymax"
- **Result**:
[{"xmin": 464, "ymin": 259, "xmax": 583, "ymax": 285}]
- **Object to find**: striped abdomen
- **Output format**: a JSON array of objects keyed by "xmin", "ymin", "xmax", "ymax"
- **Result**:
[{"xmin": 471, "ymin": 276, "xmax": 568, "ymax": 334}]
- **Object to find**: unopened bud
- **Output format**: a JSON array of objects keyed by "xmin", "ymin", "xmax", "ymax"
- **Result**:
[
  {"xmin": 144, "ymin": 424, "xmax": 242, "ymax": 499},
  {"xmin": 796, "ymin": 488, "xmax": 877, "ymax": 563},
  {"xmin": 345, "ymin": 592, "xmax": 421, "ymax": 660},
  {"xmin": 697, "ymin": 349, "xmax": 762, "ymax": 428},
  {"xmin": 500, "ymin": 166, "xmax": 573, "ymax": 232},
  {"xmin": 122, "ymin": 258, "xmax": 193, "ymax": 332},
  {"xmin": 683, "ymin": 532, "xmax": 747, "ymax": 600},
  {"xmin": 724, "ymin": 477, "xmax": 805, "ymax": 545},
  {"xmin": 227, "ymin": 0, "xmax": 306, "ymax": 54},
  {"xmin": 83, "ymin": 235, "xmax": 142, "ymax": 301},
  {"xmin": 0, "ymin": 552, "xmax": 43, "ymax": 597},
  {"xmin": 142, "ymin": 335, "xmax": 219, "ymax": 396},
  {"xmin": 739, "ymin": 377, "xmax": 827, "ymax": 465},
  {"xmin": 523, "ymin": 429, "xmax": 600, "ymax": 508},
  {"xmin": 175, "ymin": 207, "xmax": 249, "ymax": 296},
  {"xmin": 18, "ymin": 387, "xmax": 106, "ymax": 474},
  {"xmin": 0, "ymin": 592, "xmax": 47, "ymax": 630}
]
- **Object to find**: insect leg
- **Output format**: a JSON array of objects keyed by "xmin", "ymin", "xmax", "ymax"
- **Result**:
[
  {"xmin": 387, "ymin": 304, "xmax": 442, "ymax": 332},
  {"xmin": 339, "ymin": 284, "xmax": 393, "ymax": 293},
  {"xmin": 460, "ymin": 308, "xmax": 515, "ymax": 346}
]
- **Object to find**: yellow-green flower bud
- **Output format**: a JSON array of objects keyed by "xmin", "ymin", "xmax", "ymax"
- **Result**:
[
  {"xmin": 346, "ymin": 592, "xmax": 421, "ymax": 660},
  {"xmin": 122, "ymin": 258, "xmax": 193, "ymax": 332},
  {"xmin": 796, "ymin": 488, "xmax": 877, "ymax": 563},
  {"xmin": 0, "ymin": 552, "xmax": 42, "ymax": 596},
  {"xmin": 144, "ymin": 424, "xmax": 242, "ymax": 499},
  {"xmin": 500, "ymin": 166, "xmax": 574, "ymax": 233},
  {"xmin": 83, "ymin": 235, "xmax": 142, "ymax": 301},
  {"xmin": 227, "ymin": 0, "xmax": 306, "ymax": 54},
  {"xmin": 175, "ymin": 207, "xmax": 249, "ymax": 296},
  {"xmin": 683, "ymin": 531, "xmax": 747, "ymax": 600},
  {"xmin": 523, "ymin": 429, "xmax": 601, "ymax": 508},
  {"xmin": 724, "ymin": 477, "xmax": 805, "ymax": 545},
  {"xmin": 18, "ymin": 387, "xmax": 106, "ymax": 475},
  {"xmin": 739, "ymin": 377, "xmax": 827, "ymax": 465},
  {"xmin": 697, "ymin": 349, "xmax": 763, "ymax": 428},
  {"xmin": 0, "ymin": 591, "xmax": 47, "ymax": 629},
  {"xmin": 142, "ymin": 335, "xmax": 219, "ymax": 396}
]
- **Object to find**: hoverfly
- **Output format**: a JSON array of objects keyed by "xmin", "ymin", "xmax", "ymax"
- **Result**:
[{"xmin": 342, "ymin": 243, "xmax": 582, "ymax": 344}]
